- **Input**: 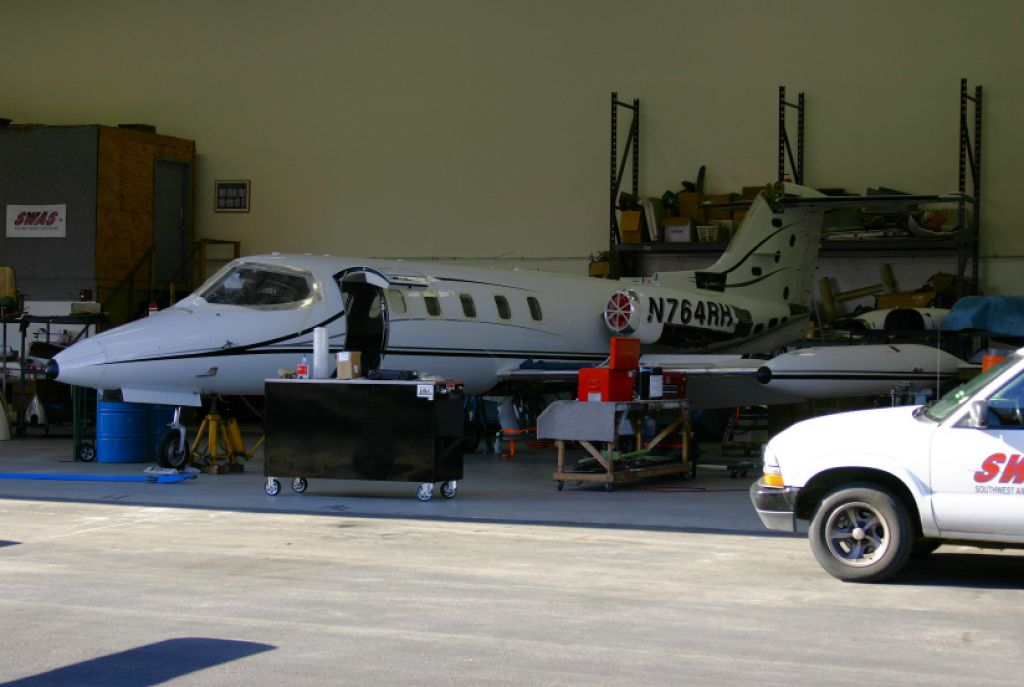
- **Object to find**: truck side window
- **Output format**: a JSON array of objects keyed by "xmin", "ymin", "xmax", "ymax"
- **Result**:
[{"xmin": 986, "ymin": 374, "xmax": 1024, "ymax": 428}]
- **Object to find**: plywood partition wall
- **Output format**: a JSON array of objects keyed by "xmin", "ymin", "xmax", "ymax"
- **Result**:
[{"xmin": 95, "ymin": 126, "xmax": 195, "ymax": 314}]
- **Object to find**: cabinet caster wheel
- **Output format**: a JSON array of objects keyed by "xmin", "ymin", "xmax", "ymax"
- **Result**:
[
  {"xmin": 265, "ymin": 478, "xmax": 281, "ymax": 496},
  {"xmin": 77, "ymin": 441, "xmax": 96, "ymax": 462},
  {"xmin": 556, "ymin": 481, "xmax": 564, "ymax": 491},
  {"xmin": 291, "ymin": 477, "xmax": 308, "ymax": 493},
  {"xmin": 440, "ymin": 480, "xmax": 458, "ymax": 499},
  {"xmin": 416, "ymin": 482, "xmax": 434, "ymax": 502}
]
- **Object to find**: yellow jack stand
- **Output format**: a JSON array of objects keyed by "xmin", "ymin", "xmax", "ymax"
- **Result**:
[{"xmin": 190, "ymin": 411, "xmax": 265, "ymax": 474}]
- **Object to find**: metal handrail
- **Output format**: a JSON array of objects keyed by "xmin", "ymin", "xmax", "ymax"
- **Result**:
[{"xmin": 98, "ymin": 239, "xmax": 241, "ymax": 325}]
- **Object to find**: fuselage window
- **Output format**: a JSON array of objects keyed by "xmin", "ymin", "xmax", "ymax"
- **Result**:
[
  {"xmin": 385, "ymin": 288, "xmax": 407, "ymax": 315},
  {"xmin": 460, "ymin": 294, "xmax": 477, "ymax": 318},
  {"xmin": 424, "ymin": 295, "xmax": 441, "ymax": 317},
  {"xmin": 495, "ymin": 295, "xmax": 511, "ymax": 320},
  {"xmin": 200, "ymin": 264, "xmax": 313, "ymax": 308},
  {"xmin": 527, "ymin": 296, "xmax": 542, "ymax": 321}
]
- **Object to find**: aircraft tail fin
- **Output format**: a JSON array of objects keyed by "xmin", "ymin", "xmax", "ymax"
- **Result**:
[{"xmin": 654, "ymin": 183, "xmax": 826, "ymax": 312}]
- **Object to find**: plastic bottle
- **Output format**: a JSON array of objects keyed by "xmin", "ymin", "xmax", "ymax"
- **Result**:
[{"xmin": 297, "ymin": 355, "xmax": 310, "ymax": 379}]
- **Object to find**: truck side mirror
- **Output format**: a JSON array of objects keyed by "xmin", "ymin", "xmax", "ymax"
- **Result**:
[{"xmin": 968, "ymin": 399, "xmax": 988, "ymax": 428}]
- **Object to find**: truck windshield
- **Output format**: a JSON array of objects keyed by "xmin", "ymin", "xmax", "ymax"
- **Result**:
[
  {"xmin": 924, "ymin": 352, "xmax": 1022, "ymax": 422},
  {"xmin": 199, "ymin": 264, "xmax": 314, "ymax": 308}
]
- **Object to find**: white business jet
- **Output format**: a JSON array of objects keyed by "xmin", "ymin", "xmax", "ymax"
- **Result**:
[{"xmin": 47, "ymin": 183, "xmax": 965, "ymax": 452}]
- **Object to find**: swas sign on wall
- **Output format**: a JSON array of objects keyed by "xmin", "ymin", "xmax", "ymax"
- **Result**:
[{"xmin": 5, "ymin": 204, "xmax": 67, "ymax": 238}]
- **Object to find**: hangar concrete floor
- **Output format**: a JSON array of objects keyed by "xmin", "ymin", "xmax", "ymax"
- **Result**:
[
  {"xmin": 3, "ymin": 432, "xmax": 1024, "ymax": 686},
  {"xmin": 0, "ymin": 431, "xmax": 764, "ymax": 533}
]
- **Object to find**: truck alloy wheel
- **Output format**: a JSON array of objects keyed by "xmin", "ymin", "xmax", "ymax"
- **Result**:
[{"xmin": 809, "ymin": 484, "xmax": 913, "ymax": 583}]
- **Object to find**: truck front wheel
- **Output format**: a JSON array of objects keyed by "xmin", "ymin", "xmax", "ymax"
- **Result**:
[{"xmin": 809, "ymin": 484, "xmax": 913, "ymax": 583}]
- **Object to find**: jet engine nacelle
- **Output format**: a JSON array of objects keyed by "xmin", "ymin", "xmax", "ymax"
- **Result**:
[{"xmin": 603, "ymin": 289, "xmax": 663, "ymax": 344}]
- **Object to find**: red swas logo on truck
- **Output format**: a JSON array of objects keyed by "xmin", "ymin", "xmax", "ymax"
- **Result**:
[{"xmin": 974, "ymin": 453, "xmax": 1024, "ymax": 483}]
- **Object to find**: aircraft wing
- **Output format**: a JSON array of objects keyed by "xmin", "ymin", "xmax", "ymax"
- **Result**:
[
  {"xmin": 497, "ymin": 355, "xmax": 800, "ymax": 408},
  {"xmin": 639, "ymin": 355, "xmax": 805, "ymax": 408},
  {"xmin": 496, "ymin": 344, "xmax": 967, "ymax": 410}
]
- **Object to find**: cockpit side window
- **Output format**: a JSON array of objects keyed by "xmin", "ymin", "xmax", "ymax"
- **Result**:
[{"xmin": 200, "ymin": 265, "xmax": 313, "ymax": 308}]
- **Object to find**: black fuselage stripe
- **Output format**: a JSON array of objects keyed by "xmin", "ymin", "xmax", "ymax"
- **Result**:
[
  {"xmin": 211, "ymin": 308, "xmax": 348, "ymax": 356},
  {"xmin": 724, "ymin": 269, "xmax": 787, "ymax": 289},
  {"xmin": 718, "ymin": 221, "xmax": 797, "ymax": 276}
]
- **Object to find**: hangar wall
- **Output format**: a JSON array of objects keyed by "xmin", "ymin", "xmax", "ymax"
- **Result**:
[
  {"xmin": 2, "ymin": 1, "xmax": 1022, "ymax": 294},
  {"xmin": 0, "ymin": 126, "xmax": 97, "ymax": 300}
]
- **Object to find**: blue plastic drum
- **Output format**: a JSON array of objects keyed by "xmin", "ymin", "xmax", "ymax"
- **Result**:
[{"xmin": 96, "ymin": 400, "xmax": 150, "ymax": 463}]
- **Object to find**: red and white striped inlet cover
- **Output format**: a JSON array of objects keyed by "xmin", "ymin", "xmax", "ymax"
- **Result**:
[{"xmin": 604, "ymin": 290, "xmax": 641, "ymax": 335}]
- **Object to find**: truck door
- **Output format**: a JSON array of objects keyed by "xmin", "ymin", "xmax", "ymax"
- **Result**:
[{"xmin": 929, "ymin": 371, "xmax": 1024, "ymax": 535}]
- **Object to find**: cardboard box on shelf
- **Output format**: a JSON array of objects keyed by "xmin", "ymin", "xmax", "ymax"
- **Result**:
[
  {"xmin": 665, "ymin": 225, "xmax": 692, "ymax": 243},
  {"xmin": 662, "ymin": 217, "xmax": 692, "ymax": 243},
  {"xmin": 336, "ymin": 350, "xmax": 363, "ymax": 379},
  {"xmin": 588, "ymin": 260, "xmax": 610, "ymax": 278},
  {"xmin": 676, "ymin": 191, "xmax": 703, "ymax": 223},
  {"xmin": 619, "ymin": 210, "xmax": 642, "ymax": 244}
]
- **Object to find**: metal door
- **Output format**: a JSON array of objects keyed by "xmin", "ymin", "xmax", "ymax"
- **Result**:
[{"xmin": 153, "ymin": 159, "xmax": 190, "ymax": 292}]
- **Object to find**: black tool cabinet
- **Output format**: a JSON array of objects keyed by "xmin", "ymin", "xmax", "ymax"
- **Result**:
[{"xmin": 263, "ymin": 378, "xmax": 463, "ymax": 501}]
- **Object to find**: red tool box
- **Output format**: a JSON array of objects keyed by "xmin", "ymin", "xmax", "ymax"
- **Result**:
[{"xmin": 577, "ymin": 367, "xmax": 636, "ymax": 402}]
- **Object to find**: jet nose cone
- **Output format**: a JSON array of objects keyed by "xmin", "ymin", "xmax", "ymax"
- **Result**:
[{"xmin": 50, "ymin": 337, "xmax": 107, "ymax": 388}]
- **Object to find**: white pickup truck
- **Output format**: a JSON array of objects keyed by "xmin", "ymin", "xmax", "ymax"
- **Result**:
[{"xmin": 751, "ymin": 348, "xmax": 1024, "ymax": 582}]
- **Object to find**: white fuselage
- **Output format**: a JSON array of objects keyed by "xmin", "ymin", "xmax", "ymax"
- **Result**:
[{"xmin": 51, "ymin": 254, "xmax": 803, "ymax": 406}]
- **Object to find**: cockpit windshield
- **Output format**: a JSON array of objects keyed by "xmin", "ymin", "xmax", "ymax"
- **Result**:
[{"xmin": 198, "ymin": 264, "xmax": 315, "ymax": 308}]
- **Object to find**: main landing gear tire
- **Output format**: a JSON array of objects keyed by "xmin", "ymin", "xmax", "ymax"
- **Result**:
[
  {"xmin": 809, "ymin": 484, "xmax": 913, "ymax": 583},
  {"xmin": 156, "ymin": 430, "xmax": 189, "ymax": 470},
  {"xmin": 265, "ymin": 478, "xmax": 281, "ymax": 496},
  {"xmin": 291, "ymin": 477, "xmax": 308, "ymax": 494},
  {"xmin": 441, "ymin": 480, "xmax": 458, "ymax": 499}
]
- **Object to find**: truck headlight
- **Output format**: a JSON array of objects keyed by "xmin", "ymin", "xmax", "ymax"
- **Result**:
[{"xmin": 761, "ymin": 443, "xmax": 785, "ymax": 487}]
